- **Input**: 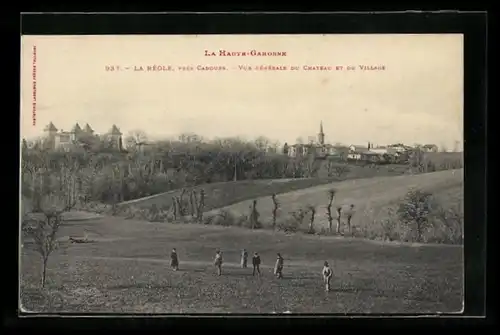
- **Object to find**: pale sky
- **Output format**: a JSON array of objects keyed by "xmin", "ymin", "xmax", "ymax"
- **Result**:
[{"xmin": 21, "ymin": 34, "xmax": 463, "ymax": 149}]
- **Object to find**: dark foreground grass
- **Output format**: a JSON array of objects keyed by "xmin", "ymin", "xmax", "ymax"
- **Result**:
[{"xmin": 20, "ymin": 217, "xmax": 463, "ymax": 314}]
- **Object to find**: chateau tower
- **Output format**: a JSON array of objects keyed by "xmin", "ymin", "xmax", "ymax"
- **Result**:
[
  {"xmin": 43, "ymin": 122, "xmax": 58, "ymax": 136},
  {"xmin": 318, "ymin": 121, "xmax": 325, "ymax": 145},
  {"xmin": 108, "ymin": 124, "xmax": 123, "ymax": 150},
  {"xmin": 43, "ymin": 122, "xmax": 58, "ymax": 149},
  {"xmin": 71, "ymin": 123, "xmax": 82, "ymax": 141},
  {"xmin": 84, "ymin": 123, "xmax": 94, "ymax": 135}
]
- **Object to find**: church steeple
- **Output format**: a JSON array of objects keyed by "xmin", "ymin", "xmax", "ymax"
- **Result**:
[{"xmin": 318, "ymin": 121, "xmax": 325, "ymax": 145}]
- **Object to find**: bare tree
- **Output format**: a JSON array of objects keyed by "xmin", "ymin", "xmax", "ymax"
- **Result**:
[
  {"xmin": 125, "ymin": 129, "xmax": 148, "ymax": 151},
  {"xmin": 22, "ymin": 159, "xmax": 42, "ymax": 211},
  {"xmin": 307, "ymin": 205, "xmax": 316, "ymax": 234},
  {"xmin": 409, "ymin": 148, "xmax": 425, "ymax": 173},
  {"xmin": 254, "ymin": 136, "xmax": 271, "ymax": 152},
  {"xmin": 196, "ymin": 189, "xmax": 205, "ymax": 223},
  {"xmin": 325, "ymin": 159, "xmax": 335, "ymax": 177},
  {"xmin": 270, "ymin": 140, "xmax": 281, "ymax": 154},
  {"xmin": 22, "ymin": 149, "xmax": 52, "ymax": 212},
  {"xmin": 336, "ymin": 206, "xmax": 343, "ymax": 234},
  {"xmin": 326, "ymin": 189, "xmax": 336, "ymax": 232},
  {"xmin": 249, "ymin": 200, "xmax": 261, "ymax": 229},
  {"xmin": 189, "ymin": 190, "xmax": 196, "ymax": 217},
  {"xmin": 22, "ymin": 196, "xmax": 69, "ymax": 288},
  {"xmin": 177, "ymin": 188, "xmax": 187, "ymax": 216},
  {"xmin": 271, "ymin": 193, "xmax": 279, "ymax": 230},
  {"xmin": 22, "ymin": 138, "xmax": 29, "ymax": 151},
  {"xmin": 172, "ymin": 196, "xmax": 178, "ymax": 220},
  {"xmin": 59, "ymin": 153, "xmax": 81, "ymax": 210},
  {"xmin": 301, "ymin": 155, "xmax": 320, "ymax": 178},
  {"xmin": 346, "ymin": 204, "xmax": 355, "ymax": 234}
]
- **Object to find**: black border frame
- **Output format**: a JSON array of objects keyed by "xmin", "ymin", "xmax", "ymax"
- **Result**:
[{"xmin": 8, "ymin": 11, "xmax": 488, "ymax": 331}]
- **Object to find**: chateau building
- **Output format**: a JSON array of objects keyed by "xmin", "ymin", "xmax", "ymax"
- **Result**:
[{"xmin": 41, "ymin": 122, "xmax": 123, "ymax": 151}]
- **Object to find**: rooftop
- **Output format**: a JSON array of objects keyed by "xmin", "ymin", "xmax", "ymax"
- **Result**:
[
  {"xmin": 71, "ymin": 123, "xmax": 82, "ymax": 132},
  {"xmin": 43, "ymin": 122, "xmax": 58, "ymax": 132},
  {"xmin": 109, "ymin": 124, "xmax": 122, "ymax": 135},
  {"xmin": 43, "ymin": 122, "xmax": 122, "ymax": 136},
  {"xmin": 84, "ymin": 123, "xmax": 94, "ymax": 133}
]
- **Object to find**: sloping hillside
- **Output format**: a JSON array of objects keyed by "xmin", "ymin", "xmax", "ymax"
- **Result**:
[
  {"xmin": 115, "ymin": 162, "xmax": 413, "ymax": 212},
  {"xmin": 116, "ymin": 178, "xmax": 338, "ymax": 212},
  {"xmin": 209, "ymin": 169, "xmax": 463, "ymax": 230}
]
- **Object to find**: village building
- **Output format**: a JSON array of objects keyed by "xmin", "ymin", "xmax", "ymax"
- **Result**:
[
  {"xmin": 282, "ymin": 122, "xmax": 416, "ymax": 164},
  {"xmin": 347, "ymin": 144, "xmax": 380, "ymax": 162},
  {"xmin": 387, "ymin": 143, "xmax": 412, "ymax": 153},
  {"xmin": 347, "ymin": 143, "xmax": 406, "ymax": 163},
  {"xmin": 369, "ymin": 145, "xmax": 402, "ymax": 157},
  {"xmin": 421, "ymin": 144, "xmax": 439, "ymax": 153},
  {"xmin": 286, "ymin": 122, "xmax": 341, "ymax": 159}
]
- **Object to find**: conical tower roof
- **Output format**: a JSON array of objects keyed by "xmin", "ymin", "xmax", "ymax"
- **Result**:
[
  {"xmin": 84, "ymin": 123, "xmax": 94, "ymax": 133},
  {"xmin": 43, "ymin": 122, "xmax": 58, "ymax": 132},
  {"xmin": 71, "ymin": 123, "xmax": 82, "ymax": 132},
  {"xmin": 109, "ymin": 124, "xmax": 122, "ymax": 135}
]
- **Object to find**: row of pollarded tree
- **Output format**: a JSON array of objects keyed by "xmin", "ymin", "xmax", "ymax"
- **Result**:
[
  {"xmin": 125, "ymin": 185, "xmax": 461, "ymax": 246},
  {"xmin": 160, "ymin": 188, "xmax": 358, "ymax": 235}
]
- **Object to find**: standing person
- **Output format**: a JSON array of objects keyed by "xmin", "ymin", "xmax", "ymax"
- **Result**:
[
  {"xmin": 252, "ymin": 252, "xmax": 261, "ymax": 276},
  {"xmin": 241, "ymin": 249, "xmax": 248, "ymax": 268},
  {"xmin": 274, "ymin": 253, "xmax": 284, "ymax": 279},
  {"xmin": 170, "ymin": 248, "xmax": 179, "ymax": 271},
  {"xmin": 322, "ymin": 261, "xmax": 333, "ymax": 292},
  {"xmin": 214, "ymin": 250, "xmax": 223, "ymax": 276}
]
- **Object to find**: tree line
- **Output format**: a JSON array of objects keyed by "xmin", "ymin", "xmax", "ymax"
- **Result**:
[
  {"xmin": 21, "ymin": 131, "xmax": 462, "ymax": 212},
  {"xmin": 21, "ymin": 134, "xmax": 329, "ymax": 209}
]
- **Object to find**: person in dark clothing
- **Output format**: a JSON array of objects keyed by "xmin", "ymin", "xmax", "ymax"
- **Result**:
[
  {"xmin": 214, "ymin": 250, "xmax": 223, "ymax": 276},
  {"xmin": 274, "ymin": 253, "xmax": 284, "ymax": 279},
  {"xmin": 322, "ymin": 261, "xmax": 333, "ymax": 292},
  {"xmin": 170, "ymin": 248, "xmax": 179, "ymax": 271},
  {"xmin": 252, "ymin": 252, "xmax": 261, "ymax": 276}
]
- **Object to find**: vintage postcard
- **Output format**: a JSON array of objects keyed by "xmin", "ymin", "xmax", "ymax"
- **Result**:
[{"xmin": 20, "ymin": 34, "xmax": 464, "ymax": 314}]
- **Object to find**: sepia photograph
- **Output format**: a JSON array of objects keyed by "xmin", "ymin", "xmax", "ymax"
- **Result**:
[{"xmin": 20, "ymin": 34, "xmax": 464, "ymax": 314}]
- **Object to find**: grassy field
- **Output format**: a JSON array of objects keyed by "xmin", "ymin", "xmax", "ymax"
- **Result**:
[
  {"xmin": 20, "ymin": 168, "xmax": 464, "ymax": 313},
  {"xmin": 209, "ymin": 170, "xmax": 463, "ymax": 236},
  {"xmin": 20, "ymin": 218, "xmax": 463, "ymax": 314}
]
